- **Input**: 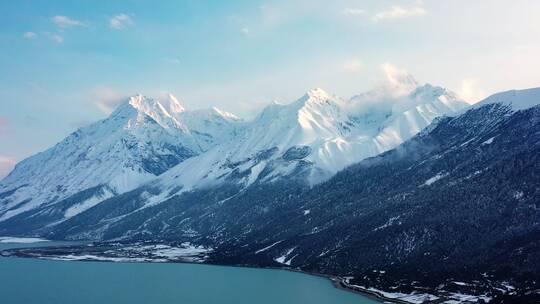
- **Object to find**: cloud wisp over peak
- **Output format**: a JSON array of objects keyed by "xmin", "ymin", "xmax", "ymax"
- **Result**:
[{"xmin": 90, "ymin": 86, "xmax": 127, "ymax": 114}]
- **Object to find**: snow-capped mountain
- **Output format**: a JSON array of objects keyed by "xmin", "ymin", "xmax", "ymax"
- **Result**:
[
  {"xmin": 34, "ymin": 86, "xmax": 540, "ymax": 304},
  {"xmin": 152, "ymin": 81, "xmax": 468, "ymax": 199},
  {"xmin": 0, "ymin": 74, "xmax": 468, "ymax": 230},
  {"xmin": 1, "ymin": 86, "xmax": 539, "ymax": 303},
  {"xmin": 0, "ymin": 94, "xmax": 242, "ymax": 222}
]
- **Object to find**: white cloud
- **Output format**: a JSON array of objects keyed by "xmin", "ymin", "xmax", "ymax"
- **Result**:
[
  {"xmin": 341, "ymin": 8, "xmax": 366, "ymax": 16},
  {"xmin": 51, "ymin": 34, "xmax": 64, "ymax": 43},
  {"xmin": 459, "ymin": 78, "xmax": 486, "ymax": 104},
  {"xmin": 0, "ymin": 155, "xmax": 16, "ymax": 179},
  {"xmin": 345, "ymin": 63, "xmax": 422, "ymax": 117},
  {"xmin": 373, "ymin": 5, "xmax": 427, "ymax": 21},
  {"xmin": 343, "ymin": 59, "xmax": 363, "ymax": 72},
  {"xmin": 381, "ymin": 63, "xmax": 418, "ymax": 93},
  {"xmin": 241, "ymin": 27, "xmax": 250, "ymax": 35},
  {"xmin": 51, "ymin": 15, "xmax": 84, "ymax": 28},
  {"xmin": 23, "ymin": 32, "xmax": 37, "ymax": 39},
  {"xmin": 89, "ymin": 86, "xmax": 126, "ymax": 114},
  {"xmin": 109, "ymin": 14, "xmax": 134, "ymax": 30}
]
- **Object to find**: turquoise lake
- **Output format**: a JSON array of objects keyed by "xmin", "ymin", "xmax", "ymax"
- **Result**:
[{"xmin": 0, "ymin": 241, "xmax": 379, "ymax": 304}]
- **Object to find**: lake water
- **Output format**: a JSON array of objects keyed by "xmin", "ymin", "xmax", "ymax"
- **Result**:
[{"xmin": 0, "ymin": 241, "xmax": 379, "ymax": 304}]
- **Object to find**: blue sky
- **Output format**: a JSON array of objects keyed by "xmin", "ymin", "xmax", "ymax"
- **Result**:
[{"xmin": 1, "ymin": 0, "xmax": 540, "ymax": 177}]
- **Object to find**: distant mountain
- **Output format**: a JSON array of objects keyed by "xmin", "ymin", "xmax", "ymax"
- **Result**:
[{"xmin": 0, "ymin": 94, "xmax": 242, "ymax": 225}]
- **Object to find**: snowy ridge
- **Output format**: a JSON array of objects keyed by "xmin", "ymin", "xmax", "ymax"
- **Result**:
[
  {"xmin": 474, "ymin": 87, "xmax": 540, "ymax": 111},
  {"xmin": 153, "ymin": 80, "xmax": 468, "ymax": 199},
  {"xmin": 0, "ymin": 74, "xmax": 473, "ymax": 223},
  {"xmin": 0, "ymin": 94, "xmax": 242, "ymax": 222}
]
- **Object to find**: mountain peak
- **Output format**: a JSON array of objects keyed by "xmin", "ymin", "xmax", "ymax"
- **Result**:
[
  {"xmin": 164, "ymin": 93, "xmax": 186, "ymax": 114},
  {"xmin": 123, "ymin": 94, "xmax": 186, "ymax": 118},
  {"xmin": 211, "ymin": 107, "xmax": 241, "ymax": 121},
  {"xmin": 294, "ymin": 88, "xmax": 341, "ymax": 109},
  {"xmin": 381, "ymin": 63, "xmax": 419, "ymax": 96},
  {"xmin": 306, "ymin": 88, "xmax": 331, "ymax": 99}
]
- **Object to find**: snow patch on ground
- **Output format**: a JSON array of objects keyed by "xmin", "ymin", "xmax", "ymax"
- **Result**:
[
  {"xmin": 275, "ymin": 247, "xmax": 296, "ymax": 265},
  {"xmin": 422, "ymin": 172, "xmax": 448, "ymax": 186},
  {"xmin": 513, "ymin": 190, "xmax": 524, "ymax": 200},
  {"xmin": 64, "ymin": 188, "xmax": 115, "ymax": 218},
  {"xmin": 361, "ymin": 286, "xmax": 439, "ymax": 303},
  {"xmin": 0, "ymin": 236, "xmax": 49, "ymax": 243},
  {"xmin": 482, "ymin": 137, "xmax": 495, "ymax": 145},
  {"xmin": 46, "ymin": 254, "xmax": 165, "ymax": 263},
  {"xmin": 45, "ymin": 243, "xmax": 212, "ymax": 263},
  {"xmin": 151, "ymin": 244, "xmax": 209, "ymax": 260},
  {"xmin": 255, "ymin": 240, "xmax": 283, "ymax": 254},
  {"xmin": 444, "ymin": 292, "xmax": 492, "ymax": 303},
  {"xmin": 374, "ymin": 215, "xmax": 401, "ymax": 231},
  {"xmin": 342, "ymin": 278, "xmax": 494, "ymax": 304}
]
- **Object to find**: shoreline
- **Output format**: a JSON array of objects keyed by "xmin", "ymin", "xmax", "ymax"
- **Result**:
[
  {"xmin": 289, "ymin": 270, "xmax": 409, "ymax": 304},
  {"xmin": 2, "ymin": 239, "xmax": 508, "ymax": 303},
  {"xmin": 0, "ymin": 241, "xmax": 404, "ymax": 304}
]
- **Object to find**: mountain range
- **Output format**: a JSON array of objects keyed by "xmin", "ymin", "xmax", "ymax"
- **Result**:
[
  {"xmin": 1, "ymin": 74, "xmax": 539, "ymax": 303},
  {"xmin": 0, "ymin": 75, "xmax": 468, "ymax": 228}
]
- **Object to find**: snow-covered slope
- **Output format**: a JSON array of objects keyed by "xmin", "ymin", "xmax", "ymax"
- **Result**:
[
  {"xmin": 474, "ymin": 87, "xmax": 540, "ymax": 111},
  {"xmin": 0, "ymin": 94, "xmax": 242, "ymax": 222},
  {"xmin": 0, "ymin": 74, "xmax": 471, "ymax": 225},
  {"xmin": 152, "ymin": 80, "xmax": 468, "ymax": 199}
]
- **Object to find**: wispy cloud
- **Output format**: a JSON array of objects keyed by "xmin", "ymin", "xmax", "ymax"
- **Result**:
[
  {"xmin": 343, "ymin": 59, "xmax": 363, "ymax": 72},
  {"xmin": 380, "ymin": 63, "xmax": 419, "ymax": 96},
  {"xmin": 23, "ymin": 31, "xmax": 37, "ymax": 39},
  {"xmin": 373, "ymin": 5, "xmax": 428, "ymax": 22},
  {"xmin": 459, "ymin": 78, "xmax": 486, "ymax": 104},
  {"xmin": 241, "ymin": 27, "xmax": 250, "ymax": 36},
  {"xmin": 51, "ymin": 34, "xmax": 64, "ymax": 43},
  {"xmin": 89, "ymin": 86, "xmax": 126, "ymax": 114},
  {"xmin": 0, "ymin": 155, "xmax": 16, "ymax": 180},
  {"xmin": 109, "ymin": 14, "xmax": 134, "ymax": 30},
  {"xmin": 341, "ymin": 8, "xmax": 366, "ymax": 16},
  {"xmin": 51, "ymin": 15, "xmax": 84, "ymax": 28}
]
